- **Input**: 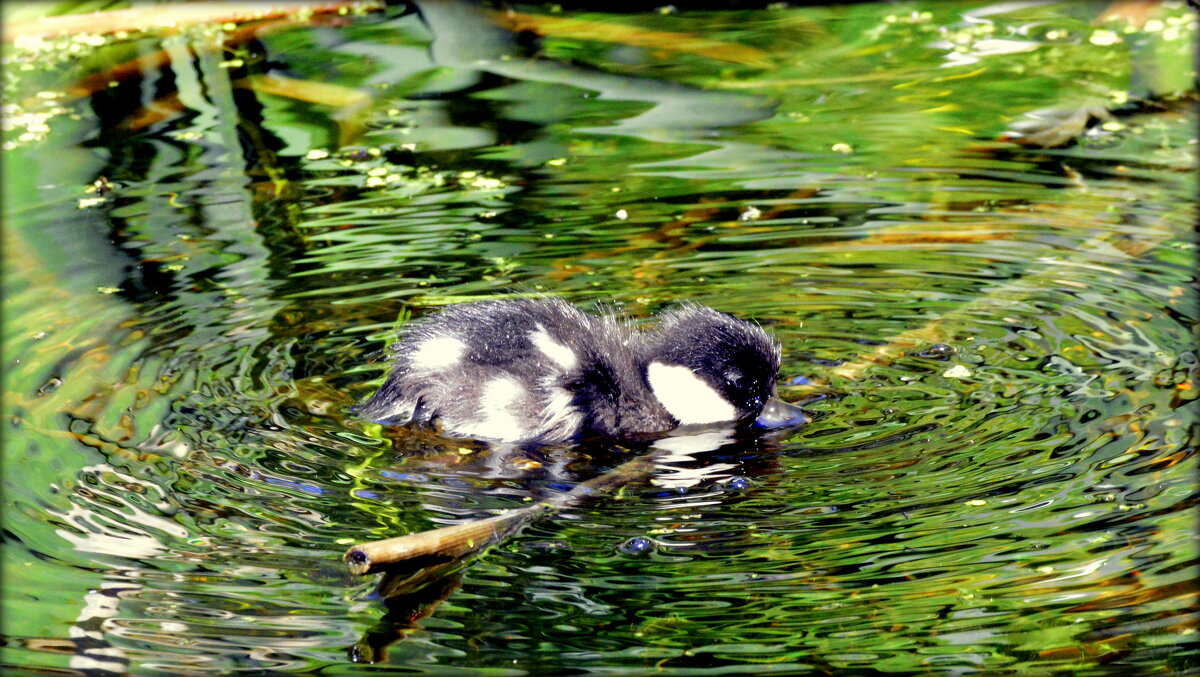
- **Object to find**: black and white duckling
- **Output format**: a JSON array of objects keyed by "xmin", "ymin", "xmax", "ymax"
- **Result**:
[{"xmin": 358, "ymin": 298, "xmax": 805, "ymax": 444}]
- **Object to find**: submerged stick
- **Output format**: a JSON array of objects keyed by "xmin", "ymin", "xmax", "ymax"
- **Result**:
[
  {"xmin": 346, "ymin": 509, "xmax": 539, "ymax": 575},
  {"xmin": 345, "ymin": 453, "xmax": 656, "ymax": 574}
]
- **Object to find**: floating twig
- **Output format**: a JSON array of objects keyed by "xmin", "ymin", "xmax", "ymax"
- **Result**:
[{"xmin": 345, "ymin": 452, "xmax": 656, "ymax": 574}]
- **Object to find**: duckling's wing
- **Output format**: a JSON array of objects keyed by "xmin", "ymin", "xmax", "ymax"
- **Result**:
[{"xmin": 358, "ymin": 299, "xmax": 594, "ymax": 442}]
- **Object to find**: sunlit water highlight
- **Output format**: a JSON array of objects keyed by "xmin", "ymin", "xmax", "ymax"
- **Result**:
[{"xmin": 3, "ymin": 1, "xmax": 1196, "ymax": 674}]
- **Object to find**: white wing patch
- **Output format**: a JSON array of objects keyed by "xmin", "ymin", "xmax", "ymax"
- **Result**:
[
  {"xmin": 461, "ymin": 376, "xmax": 527, "ymax": 441},
  {"xmin": 647, "ymin": 362, "xmax": 737, "ymax": 425},
  {"xmin": 536, "ymin": 385, "xmax": 583, "ymax": 441},
  {"xmin": 531, "ymin": 327, "xmax": 578, "ymax": 371},
  {"xmin": 410, "ymin": 336, "xmax": 467, "ymax": 371}
]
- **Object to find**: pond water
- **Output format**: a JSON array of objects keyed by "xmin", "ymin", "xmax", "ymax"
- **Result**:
[{"xmin": 3, "ymin": 1, "xmax": 1197, "ymax": 674}]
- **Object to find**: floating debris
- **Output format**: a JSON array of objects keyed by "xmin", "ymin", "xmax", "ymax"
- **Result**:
[
  {"xmin": 511, "ymin": 458, "xmax": 542, "ymax": 471},
  {"xmin": 943, "ymin": 364, "xmax": 972, "ymax": 379}
]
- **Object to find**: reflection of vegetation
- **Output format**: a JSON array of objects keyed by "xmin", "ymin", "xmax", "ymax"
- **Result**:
[{"xmin": 2, "ymin": 0, "xmax": 1196, "ymax": 674}]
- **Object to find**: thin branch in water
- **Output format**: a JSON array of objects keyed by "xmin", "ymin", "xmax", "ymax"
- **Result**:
[{"xmin": 345, "ymin": 452, "xmax": 656, "ymax": 574}]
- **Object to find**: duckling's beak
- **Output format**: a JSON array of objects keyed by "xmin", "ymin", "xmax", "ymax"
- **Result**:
[{"xmin": 753, "ymin": 395, "xmax": 807, "ymax": 429}]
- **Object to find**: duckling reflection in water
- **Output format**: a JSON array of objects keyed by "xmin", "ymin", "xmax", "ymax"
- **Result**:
[{"xmin": 359, "ymin": 298, "xmax": 807, "ymax": 445}]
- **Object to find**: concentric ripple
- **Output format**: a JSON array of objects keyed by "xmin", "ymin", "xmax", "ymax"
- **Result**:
[{"xmin": 3, "ymin": 1, "xmax": 1196, "ymax": 675}]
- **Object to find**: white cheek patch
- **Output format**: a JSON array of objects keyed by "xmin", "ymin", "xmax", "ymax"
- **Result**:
[
  {"xmin": 531, "ymin": 327, "xmax": 578, "ymax": 371},
  {"xmin": 409, "ymin": 336, "xmax": 467, "ymax": 371},
  {"xmin": 647, "ymin": 362, "xmax": 738, "ymax": 426}
]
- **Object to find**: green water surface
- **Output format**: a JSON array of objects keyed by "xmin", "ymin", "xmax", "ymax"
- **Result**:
[{"xmin": 2, "ymin": 1, "xmax": 1197, "ymax": 674}]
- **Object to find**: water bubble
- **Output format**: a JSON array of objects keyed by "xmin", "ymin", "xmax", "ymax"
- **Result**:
[
  {"xmin": 618, "ymin": 536, "xmax": 654, "ymax": 556},
  {"xmin": 725, "ymin": 476, "xmax": 754, "ymax": 491}
]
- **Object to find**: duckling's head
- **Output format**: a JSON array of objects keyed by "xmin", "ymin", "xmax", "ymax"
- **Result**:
[{"xmin": 643, "ymin": 305, "xmax": 803, "ymax": 429}]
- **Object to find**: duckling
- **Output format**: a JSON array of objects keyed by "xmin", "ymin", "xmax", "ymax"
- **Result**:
[{"xmin": 358, "ymin": 298, "xmax": 805, "ymax": 444}]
